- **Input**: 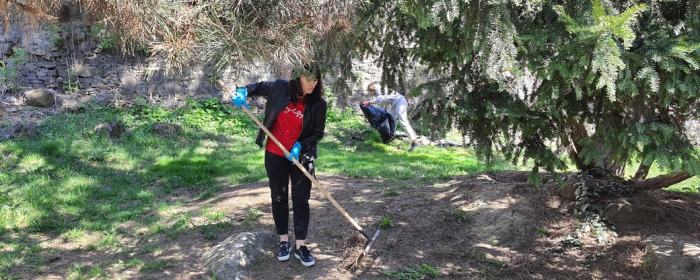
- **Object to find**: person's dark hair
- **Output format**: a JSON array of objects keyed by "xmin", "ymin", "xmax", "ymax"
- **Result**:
[{"xmin": 288, "ymin": 62, "xmax": 324, "ymax": 103}]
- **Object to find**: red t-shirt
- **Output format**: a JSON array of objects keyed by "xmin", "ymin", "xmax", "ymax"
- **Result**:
[{"xmin": 266, "ymin": 99, "xmax": 306, "ymax": 157}]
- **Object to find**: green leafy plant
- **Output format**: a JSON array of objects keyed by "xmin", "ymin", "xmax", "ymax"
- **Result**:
[
  {"xmin": 379, "ymin": 216, "xmax": 393, "ymax": 229},
  {"xmin": 324, "ymin": 95, "xmax": 343, "ymax": 123},
  {"xmin": 246, "ymin": 208, "xmax": 263, "ymax": 218},
  {"xmin": 63, "ymin": 70, "xmax": 80, "ymax": 93},
  {"xmin": 382, "ymin": 188, "xmax": 399, "ymax": 196},
  {"xmin": 90, "ymin": 24, "xmax": 119, "ymax": 52},
  {"xmin": 46, "ymin": 23, "xmax": 65, "ymax": 51},
  {"xmin": 243, "ymin": 208, "xmax": 264, "ymax": 227},
  {"xmin": 452, "ymin": 208, "xmax": 468, "ymax": 223},
  {"xmin": 488, "ymin": 259, "xmax": 508, "ymax": 269},
  {"xmin": 125, "ymin": 258, "xmax": 144, "ymax": 268},
  {"xmin": 207, "ymin": 72, "xmax": 222, "ymax": 83},
  {"xmin": 185, "ymin": 98, "xmax": 231, "ymax": 124},
  {"xmin": 142, "ymin": 260, "xmax": 170, "ymax": 271},
  {"xmin": 0, "ymin": 47, "xmax": 27, "ymax": 94},
  {"xmin": 203, "ymin": 208, "xmax": 226, "ymax": 223},
  {"xmin": 171, "ymin": 214, "xmax": 192, "ymax": 231},
  {"xmin": 441, "ymin": 208, "xmax": 469, "ymax": 223},
  {"xmin": 181, "ymin": 98, "xmax": 254, "ymax": 134},
  {"xmin": 128, "ymin": 97, "xmax": 172, "ymax": 122}
]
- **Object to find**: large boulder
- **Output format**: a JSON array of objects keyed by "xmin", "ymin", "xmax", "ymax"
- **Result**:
[
  {"xmin": 202, "ymin": 231, "xmax": 277, "ymax": 280},
  {"xmin": 558, "ymin": 175, "xmax": 597, "ymax": 201},
  {"xmin": 605, "ymin": 198, "xmax": 663, "ymax": 229},
  {"xmin": 645, "ymin": 234, "xmax": 700, "ymax": 280},
  {"xmin": 24, "ymin": 88, "xmax": 55, "ymax": 107}
]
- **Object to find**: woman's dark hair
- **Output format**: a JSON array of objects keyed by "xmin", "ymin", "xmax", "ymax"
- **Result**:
[{"xmin": 288, "ymin": 62, "xmax": 324, "ymax": 103}]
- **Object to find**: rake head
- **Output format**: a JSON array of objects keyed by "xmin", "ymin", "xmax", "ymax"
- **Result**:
[{"xmin": 346, "ymin": 229, "xmax": 381, "ymax": 269}]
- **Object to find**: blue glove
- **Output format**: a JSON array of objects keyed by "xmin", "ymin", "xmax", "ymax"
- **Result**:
[
  {"xmin": 286, "ymin": 142, "xmax": 301, "ymax": 162},
  {"xmin": 231, "ymin": 87, "xmax": 249, "ymax": 110}
]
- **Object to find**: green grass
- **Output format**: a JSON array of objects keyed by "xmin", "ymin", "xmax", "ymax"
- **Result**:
[
  {"xmin": 0, "ymin": 101, "xmax": 269, "ymax": 277},
  {"xmin": 623, "ymin": 160, "xmax": 700, "ymax": 194},
  {"xmin": 385, "ymin": 263, "xmax": 440, "ymax": 279},
  {"xmin": 1, "ymin": 99, "xmax": 500, "ymax": 278},
  {"xmin": 655, "ymin": 170, "xmax": 699, "ymax": 194},
  {"xmin": 3, "ymin": 98, "xmax": 694, "ymax": 278},
  {"xmin": 319, "ymin": 123, "xmax": 504, "ymax": 180},
  {"xmin": 665, "ymin": 178, "xmax": 699, "ymax": 194}
]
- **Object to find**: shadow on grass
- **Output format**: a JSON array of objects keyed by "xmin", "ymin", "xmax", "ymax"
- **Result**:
[
  {"xmin": 1, "ymin": 106, "xmax": 513, "ymax": 279},
  {"xmin": 0, "ymin": 109, "xmax": 268, "ymax": 278}
]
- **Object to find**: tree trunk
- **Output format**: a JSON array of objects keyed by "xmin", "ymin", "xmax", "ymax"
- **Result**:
[
  {"xmin": 568, "ymin": 122, "xmax": 627, "ymax": 177},
  {"xmin": 633, "ymin": 162, "xmax": 652, "ymax": 180},
  {"xmin": 600, "ymin": 149, "xmax": 626, "ymax": 177},
  {"xmin": 568, "ymin": 123, "xmax": 594, "ymax": 171},
  {"xmin": 633, "ymin": 172, "xmax": 693, "ymax": 190}
]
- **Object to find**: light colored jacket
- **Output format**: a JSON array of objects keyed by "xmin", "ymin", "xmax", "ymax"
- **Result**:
[
  {"xmin": 370, "ymin": 93, "xmax": 406, "ymax": 107},
  {"xmin": 369, "ymin": 85, "xmax": 406, "ymax": 107}
]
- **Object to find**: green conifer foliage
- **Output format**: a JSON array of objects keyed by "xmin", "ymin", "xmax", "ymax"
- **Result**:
[
  {"xmin": 345, "ymin": 0, "xmax": 699, "ymax": 188},
  {"xmin": 4, "ymin": 0, "xmax": 698, "ymax": 188}
]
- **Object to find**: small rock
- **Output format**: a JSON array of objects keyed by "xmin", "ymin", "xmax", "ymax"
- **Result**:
[
  {"xmin": 1, "ymin": 123, "xmax": 38, "ymax": 139},
  {"xmin": 150, "ymin": 122, "xmax": 181, "ymax": 136},
  {"xmin": 93, "ymin": 121, "xmax": 126, "ymax": 138}
]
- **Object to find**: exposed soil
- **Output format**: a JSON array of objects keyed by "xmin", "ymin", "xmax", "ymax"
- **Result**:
[
  {"xmin": 3, "ymin": 94, "xmax": 700, "ymax": 279},
  {"xmin": 9, "ymin": 171, "xmax": 698, "ymax": 279}
]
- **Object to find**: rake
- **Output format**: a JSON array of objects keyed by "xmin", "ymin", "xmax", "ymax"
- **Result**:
[{"xmin": 218, "ymin": 80, "xmax": 380, "ymax": 268}]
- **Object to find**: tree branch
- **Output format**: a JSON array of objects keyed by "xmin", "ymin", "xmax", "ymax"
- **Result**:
[{"xmin": 633, "ymin": 171, "xmax": 693, "ymax": 190}]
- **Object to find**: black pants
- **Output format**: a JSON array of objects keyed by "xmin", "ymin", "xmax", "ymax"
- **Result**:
[{"xmin": 264, "ymin": 150, "xmax": 313, "ymax": 240}]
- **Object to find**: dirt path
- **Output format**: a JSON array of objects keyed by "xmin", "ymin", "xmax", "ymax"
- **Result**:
[{"xmin": 19, "ymin": 171, "xmax": 700, "ymax": 279}]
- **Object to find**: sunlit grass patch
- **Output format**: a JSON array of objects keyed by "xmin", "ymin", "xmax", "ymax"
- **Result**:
[
  {"xmin": 151, "ymin": 156, "xmax": 217, "ymax": 185},
  {"xmin": 155, "ymin": 200, "xmax": 182, "ymax": 213},
  {"xmin": 201, "ymin": 207, "xmax": 226, "ymax": 223},
  {"xmin": 665, "ymin": 177, "xmax": 699, "ymax": 194},
  {"xmin": 66, "ymin": 263, "xmax": 106, "ymax": 279},
  {"xmin": 320, "ymin": 140, "xmax": 505, "ymax": 180},
  {"xmin": 97, "ymin": 231, "xmax": 121, "ymax": 248},
  {"xmin": 125, "ymin": 258, "xmax": 145, "ymax": 268},
  {"xmin": 149, "ymin": 224, "xmax": 167, "ymax": 235},
  {"xmin": 17, "ymin": 154, "xmax": 47, "ymax": 173},
  {"xmin": 624, "ymin": 160, "xmax": 700, "ymax": 194},
  {"xmin": 141, "ymin": 259, "xmax": 171, "ymax": 271},
  {"xmin": 382, "ymin": 188, "xmax": 400, "ymax": 196},
  {"xmin": 0, "ymin": 99, "xmax": 507, "ymax": 278},
  {"xmin": 62, "ymin": 228, "xmax": 86, "ymax": 242},
  {"xmin": 242, "ymin": 208, "xmax": 264, "ymax": 227}
]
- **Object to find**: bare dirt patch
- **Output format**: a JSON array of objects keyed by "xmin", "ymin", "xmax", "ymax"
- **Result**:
[
  {"xmin": 4, "ymin": 95, "xmax": 699, "ymax": 279},
  {"xmin": 14, "ymin": 171, "xmax": 699, "ymax": 279}
]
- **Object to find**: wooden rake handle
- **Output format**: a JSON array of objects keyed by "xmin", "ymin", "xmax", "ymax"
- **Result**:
[{"xmin": 218, "ymin": 80, "xmax": 368, "ymax": 235}]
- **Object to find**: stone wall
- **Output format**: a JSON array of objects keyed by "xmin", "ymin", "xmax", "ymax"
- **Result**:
[
  {"xmin": 1, "ymin": 22, "xmax": 269, "ymax": 106},
  {"xmin": 0, "ymin": 20, "xmax": 396, "ymax": 109}
]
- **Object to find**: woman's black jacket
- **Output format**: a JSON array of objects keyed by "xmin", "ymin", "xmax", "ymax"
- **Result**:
[{"xmin": 242, "ymin": 79, "xmax": 327, "ymax": 164}]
